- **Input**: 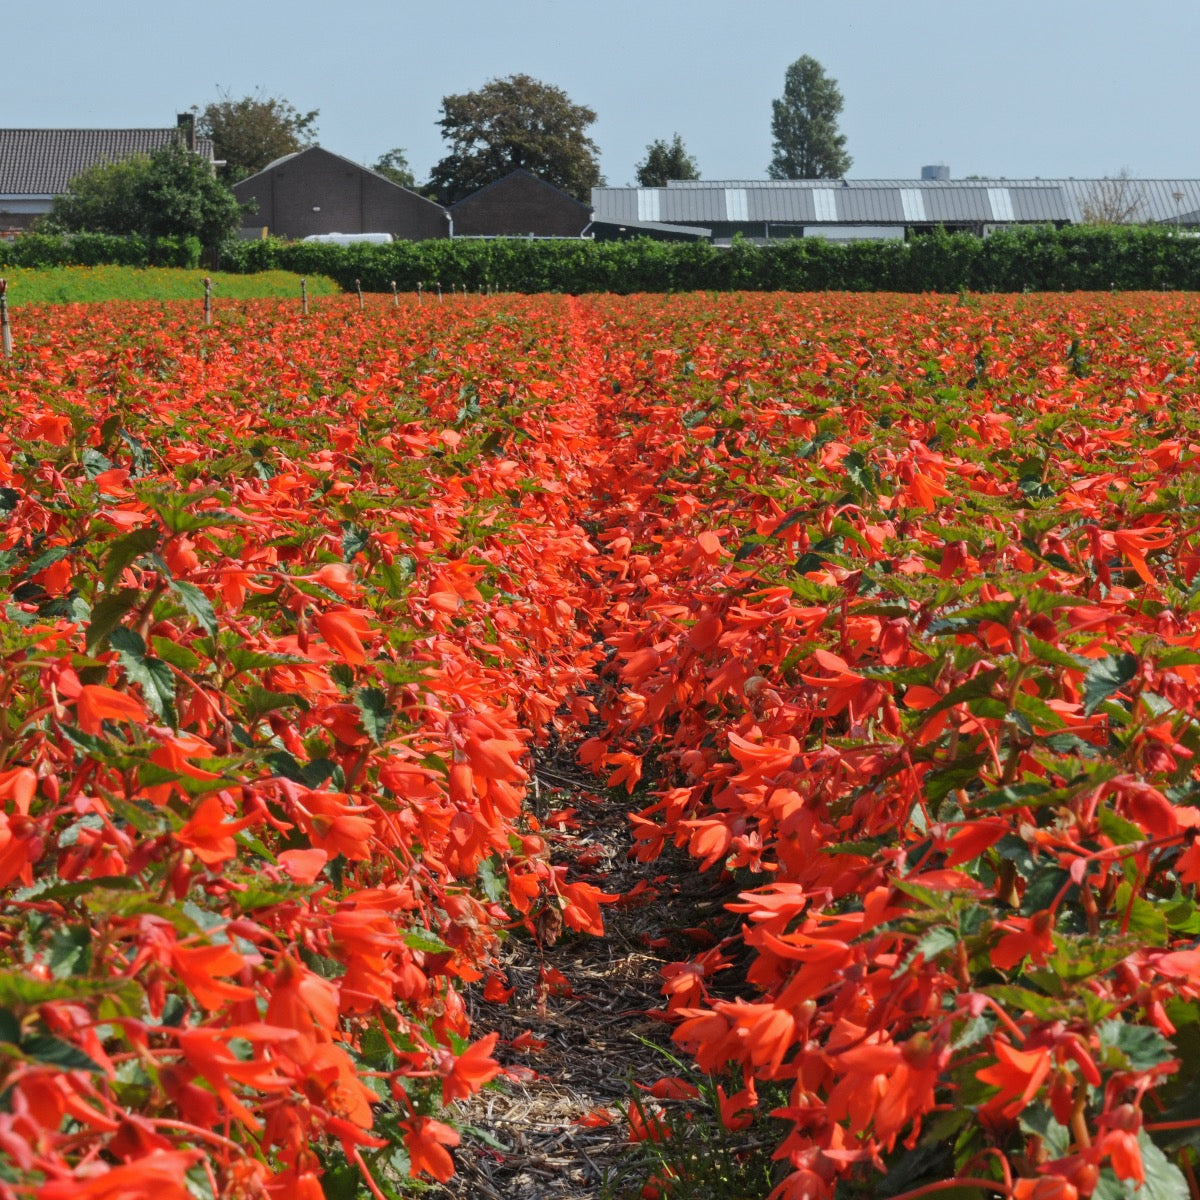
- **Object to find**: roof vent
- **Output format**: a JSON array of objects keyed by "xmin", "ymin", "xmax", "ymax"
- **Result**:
[{"xmin": 921, "ymin": 164, "xmax": 949, "ymax": 181}]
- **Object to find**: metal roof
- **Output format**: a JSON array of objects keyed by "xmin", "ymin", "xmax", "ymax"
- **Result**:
[
  {"xmin": 591, "ymin": 215, "xmax": 711, "ymax": 238},
  {"xmin": 662, "ymin": 178, "xmax": 1200, "ymax": 225},
  {"xmin": 0, "ymin": 128, "xmax": 216, "ymax": 196},
  {"xmin": 592, "ymin": 182, "xmax": 1071, "ymax": 227}
]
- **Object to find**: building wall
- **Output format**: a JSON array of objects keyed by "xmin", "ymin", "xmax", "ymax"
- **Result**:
[
  {"xmin": 451, "ymin": 172, "xmax": 590, "ymax": 237},
  {"xmin": 234, "ymin": 148, "xmax": 447, "ymax": 241}
]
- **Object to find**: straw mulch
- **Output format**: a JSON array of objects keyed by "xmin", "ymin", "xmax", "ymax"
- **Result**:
[{"xmin": 430, "ymin": 756, "xmax": 739, "ymax": 1200}]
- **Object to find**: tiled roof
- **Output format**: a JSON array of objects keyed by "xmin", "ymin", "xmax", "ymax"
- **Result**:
[{"xmin": 0, "ymin": 129, "xmax": 216, "ymax": 196}]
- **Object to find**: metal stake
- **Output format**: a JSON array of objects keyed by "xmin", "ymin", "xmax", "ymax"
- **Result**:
[{"xmin": 0, "ymin": 279, "xmax": 11, "ymax": 359}]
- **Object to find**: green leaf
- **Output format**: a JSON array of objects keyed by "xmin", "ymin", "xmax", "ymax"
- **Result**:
[
  {"xmin": 47, "ymin": 925, "xmax": 92, "ymax": 979},
  {"xmin": 1112, "ymin": 882, "xmax": 1169, "ymax": 946},
  {"xmin": 225, "ymin": 646, "xmax": 309, "ymax": 674},
  {"xmin": 84, "ymin": 587, "xmax": 142, "ymax": 652},
  {"xmin": 0, "ymin": 1007, "xmax": 20, "ymax": 1044},
  {"xmin": 477, "ymin": 854, "xmax": 507, "ymax": 905},
  {"xmin": 20, "ymin": 540, "xmax": 78, "ymax": 580},
  {"xmin": 151, "ymin": 636, "xmax": 201, "ymax": 671},
  {"xmin": 167, "ymin": 578, "xmax": 217, "ymax": 636},
  {"xmin": 902, "ymin": 925, "xmax": 958, "ymax": 969},
  {"xmin": 101, "ymin": 527, "xmax": 159, "ymax": 591},
  {"xmin": 118, "ymin": 428, "xmax": 155, "ymax": 477},
  {"xmin": 1133, "ymin": 1130, "xmax": 1189, "ymax": 1200},
  {"xmin": 21, "ymin": 1033, "xmax": 103, "ymax": 1073},
  {"xmin": 843, "ymin": 450, "xmax": 877, "ymax": 494},
  {"xmin": 1083, "ymin": 653, "xmax": 1138, "ymax": 716},
  {"xmin": 402, "ymin": 928, "xmax": 450, "ymax": 955},
  {"xmin": 1097, "ymin": 1020, "xmax": 1175, "ymax": 1071},
  {"xmin": 0, "ymin": 971, "xmax": 133, "ymax": 1010},
  {"xmin": 354, "ymin": 686, "xmax": 393, "ymax": 745},
  {"xmin": 82, "ymin": 447, "xmax": 114, "ymax": 478},
  {"xmin": 341, "ymin": 522, "xmax": 369, "ymax": 562},
  {"xmin": 240, "ymin": 685, "xmax": 306, "ymax": 720},
  {"xmin": 110, "ymin": 627, "xmax": 176, "ymax": 725}
]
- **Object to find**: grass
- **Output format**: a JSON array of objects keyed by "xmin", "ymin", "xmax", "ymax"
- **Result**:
[{"xmin": 0, "ymin": 265, "xmax": 341, "ymax": 305}]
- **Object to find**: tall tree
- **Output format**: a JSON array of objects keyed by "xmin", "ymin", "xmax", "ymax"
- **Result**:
[
  {"xmin": 767, "ymin": 56, "xmax": 852, "ymax": 180},
  {"xmin": 43, "ymin": 139, "xmax": 241, "ymax": 250},
  {"xmin": 428, "ymin": 74, "xmax": 602, "ymax": 204},
  {"xmin": 197, "ymin": 90, "xmax": 319, "ymax": 183},
  {"xmin": 372, "ymin": 148, "xmax": 416, "ymax": 189},
  {"xmin": 635, "ymin": 134, "xmax": 700, "ymax": 187}
]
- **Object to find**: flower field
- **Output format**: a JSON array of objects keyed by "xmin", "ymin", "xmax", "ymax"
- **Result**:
[{"xmin": 2, "ymin": 291, "xmax": 1200, "ymax": 1200}]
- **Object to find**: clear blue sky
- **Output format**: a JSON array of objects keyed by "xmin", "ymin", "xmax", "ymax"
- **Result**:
[{"xmin": 13, "ymin": 0, "xmax": 1199, "ymax": 184}]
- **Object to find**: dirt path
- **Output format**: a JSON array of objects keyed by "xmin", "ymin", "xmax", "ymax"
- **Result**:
[{"xmin": 431, "ymin": 748, "xmax": 735, "ymax": 1200}]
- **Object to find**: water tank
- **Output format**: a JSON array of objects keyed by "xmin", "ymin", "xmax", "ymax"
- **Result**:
[{"xmin": 921, "ymin": 164, "xmax": 950, "ymax": 181}]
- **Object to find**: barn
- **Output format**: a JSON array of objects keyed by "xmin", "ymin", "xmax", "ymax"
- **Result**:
[
  {"xmin": 232, "ymin": 147, "xmax": 448, "ymax": 241},
  {"xmin": 449, "ymin": 170, "xmax": 592, "ymax": 238}
]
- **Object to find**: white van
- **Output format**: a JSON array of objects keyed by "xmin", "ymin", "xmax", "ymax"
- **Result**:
[{"xmin": 301, "ymin": 232, "xmax": 394, "ymax": 245}]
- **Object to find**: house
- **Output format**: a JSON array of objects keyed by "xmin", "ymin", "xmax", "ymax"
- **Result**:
[
  {"xmin": 232, "ymin": 147, "xmax": 448, "ymax": 242},
  {"xmin": 449, "ymin": 170, "xmax": 592, "ymax": 238},
  {"xmin": 0, "ymin": 115, "xmax": 214, "ymax": 234},
  {"xmin": 591, "ymin": 174, "xmax": 1200, "ymax": 243}
]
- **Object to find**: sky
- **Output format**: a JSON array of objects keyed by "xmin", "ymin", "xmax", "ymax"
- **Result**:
[{"xmin": 11, "ymin": 0, "xmax": 1200, "ymax": 185}]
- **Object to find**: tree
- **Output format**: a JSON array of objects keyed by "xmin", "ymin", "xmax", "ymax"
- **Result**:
[
  {"xmin": 767, "ymin": 56, "xmax": 852, "ymax": 180},
  {"xmin": 197, "ymin": 90, "xmax": 319, "ymax": 183},
  {"xmin": 372, "ymin": 148, "xmax": 416, "ymax": 189},
  {"xmin": 1080, "ymin": 169, "xmax": 1145, "ymax": 225},
  {"xmin": 635, "ymin": 134, "xmax": 700, "ymax": 187},
  {"xmin": 428, "ymin": 74, "xmax": 602, "ymax": 204},
  {"xmin": 44, "ymin": 139, "xmax": 241, "ymax": 250}
]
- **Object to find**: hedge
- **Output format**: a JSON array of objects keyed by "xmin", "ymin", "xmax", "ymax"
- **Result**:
[
  {"xmin": 218, "ymin": 225, "xmax": 1200, "ymax": 293},
  {"xmin": 5, "ymin": 226, "xmax": 1200, "ymax": 292},
  {"xmin": 0, "ymin": 233, "xmax": 202, "ymax": 270}
]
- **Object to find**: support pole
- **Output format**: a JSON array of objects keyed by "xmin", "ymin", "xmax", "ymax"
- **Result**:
[
  {"xmin": 203, "ymin": 276, "xmax": 212, "ymax": 326},
  {"xmin": 417, "ymin": 282, "xmax": 423, "ymax": 306},
  {"xmin": 355, "ymin": 278, "xmax": 364, "ymax": 310},
  {"xmin": 391, "ymin": 280, "xmax": 399, "ymax": 307},
  {"xmin": 0, "ymin": 279, "xmax": 11, "ymax": 359},
  {"xmin": 301, "ymin": 277, "xmax": 308, "ymax": 316}
]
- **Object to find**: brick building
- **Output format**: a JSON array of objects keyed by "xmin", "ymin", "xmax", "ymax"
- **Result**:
[
  {"xmin": 232, "ymin": 146, "xmax": 448, "ymax": 241},
  {"xmin": 450, "ymin": 169, "xmax": 591, "ymax": 238}
]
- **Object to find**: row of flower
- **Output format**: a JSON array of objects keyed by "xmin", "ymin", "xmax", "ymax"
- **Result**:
[
  {"xmin": 0, "ymin": 297, "xmax": 611, "ymax": 1198},
  {"xmin": 572, "ymin": 291, "xmax": 1200, "ymax": 1198}
]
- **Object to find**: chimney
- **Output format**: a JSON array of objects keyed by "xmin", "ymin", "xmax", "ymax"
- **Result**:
[{"xmin": 176, "ymin": 112, "xmax": 196, "ymax": 152}]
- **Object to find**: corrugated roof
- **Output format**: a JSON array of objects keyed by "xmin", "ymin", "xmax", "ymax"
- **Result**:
[
  {"xmin": 592, "ymin": 182, "xmax": 1071, "ymax": 226},
  {"xmin": 666, "ymin": 178, "xmax": 1200, "ymax": 224},
  {"xmin": 0, "ymin": 128, "xmax": 216, "ymax": 196}
]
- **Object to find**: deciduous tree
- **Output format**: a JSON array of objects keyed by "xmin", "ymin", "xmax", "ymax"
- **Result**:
[
  {"xmin": 428, "ymin": 74, "xmax": 602, "ymax": 204},
  {"xmin": 767, "ymin": 55, "xmax": 852, "ymax": 180},
  {"xmin": 197, "ymin": 89, "xmax": 319, "ymax": 182},
  {"xmin": 372, "ymin": 147, "xmax": 417, "ymax": 189},
  {"xmin": 635, "ymin": 134, "xmax": 700, "ymax": 187},
  {"xmin": 44, "ymin": 139, "xmax": 241, "ymax": 250},
  {"xmin": 1080, "ymin": 168, "xmax": 1146, "ymax": 225}
]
